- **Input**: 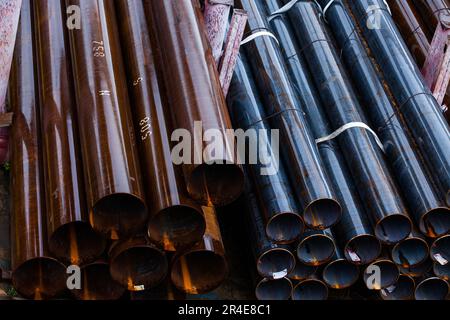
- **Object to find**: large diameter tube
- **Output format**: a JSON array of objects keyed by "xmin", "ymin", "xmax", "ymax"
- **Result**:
[
  {"xmin": 144, "ymin": 0, "xmax": 244, "ymax": 206},
  {"xmin": 237, "ymin": 0, "xmax": 341, "ymax": 230},
  {"xmin": 322, "ymin": 243, "xmax": 360, "ymax": 290},
  {"xmin": 65, "ymin": 0, "xmax": 147, "ymax": 239},
  {"xmin": 170, "ymin": 206, "xmax": 228, "ymax": 294},
  {"xmin": 415, "ymin": 276, "xmax": 449, "ymax": 300},
  {"xmin": 349, "ymin": 0, "xmax": 450, "ymax": 206},
  {"xmin": 363, "ymin": 258, "xmax": 400, "ymax": 290},
  {"xmin": 317, "ymin": 0, "xmax": 450, "ymax": 238},
  {"xmin": 285, "ymin": 0, "xmax": 412, "ymax": 244},
  {"xmin": 380, "ymin": 274, "xmax": 415, "ymax": 300},
  {"xmin": 296, "ymin": 230, "xmax": 336, "ymax": 267},
  {"xmin": 227, "ymin": 54, "xmax": 304, "ymax": 244},
  {"xmin": 33, "ymin": 0, "xmax": 105, "ymax": 265},
  {"xmin": 115, "ymin": 0, "xmax": 205, "ymax": 251},
  {"xmin": 391, "ymin": 229, "xmax": 430, "ymax": 268},
  {"xmin": 10, "ymin": 0, "xmax": 66, "ymax": 299},
  {"xmin": 263, "ymin": 0, "xmax": 380, "ymax": 265}
]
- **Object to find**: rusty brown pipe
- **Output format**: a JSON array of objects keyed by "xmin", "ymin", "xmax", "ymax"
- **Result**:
[
  {"xmin": 71, "ymin": 260, "xmax": 125, "ymax": 300},
  {"xmin": 10, "ymin": 0, "xmax": 66, "ymax": 300},
  {"xmin": 114, "ymin": 0, "xmax": 205, "ymax": 251},
  {"xmin": 65, "ymin": 0, "xmax": 147, "ymax": 239},
  {"xmin": 379, "ymin": 274, "xmax": 415, "ymax": 300},
  {"xmin": 109, "ymin": 236, "xmax": 168, "ymax": 291},
  {"xmin": 170, "ymin": 206, "xmax": 228, "ymax": 294},
  {"xmin": 255, "ymin": 277, "xmax": 292, "ymax": 300},
  {"xmin": 33, "ymin": 0, "xmax": 105, "ymax": 266},
  {"xmin": 414, "ymin": 0, "xmax": 450, "ymax": 39},
  {"xmin": 291, "ymin": 278, "xmax": 328, "ymax": 301},
  {"xmin": 143, "ymin": 0, "xmax": 244, "ymax": 207}
]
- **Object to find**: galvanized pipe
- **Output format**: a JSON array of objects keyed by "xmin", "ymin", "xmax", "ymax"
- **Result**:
[
  {"xmin": 170, "ymin": 206, "xmax": 228, "ymax": 294},
  {"xmin": 255, "ymin": 277, "xmax": 292, "ymax": 300},
  {"xmin": 115, "ymin": 0, "xmax": 206, "ymax": 251},
  {"xmin": 144, "ymin": 0, "xmax": 244, "ymax": 207},
  {"xmin": 415, "ymin": 276, "xmax": 449, "ymax": 300},
  {"xmin": 263, "ymin": 0, "xmax": 380, "ymax": 265},
  {"xmin": 291, "ymin": 278, "xmax": 328, "ymax": 300},
  {"xmin": 296, "ymin": 230, "xmax": 336, "ymax": 267},
  {"xmin": 349, "ymin": 0, "xmax": 450, "ymax": 206},
  {"xmin": 285, "ymin": 0, "xmax": 412, "ymax": 244},
  {"xmin": 380, "ymin": 274, "xmax": 415, "ymax": 300},
  {"xmin": 227, "ymin": 53, "xmax": 304, "ymax": 244},
  {"xmin": 316, "ymin": 0, "xmax": 450, "ymax": 238},
  {"xmin": 109, "ymin": 236, "xmax": 168, "ymax": 291},
  {"xmin": 237, "ymin": 0, "xmax": 341, "ymax": 230},
  {"xmin": 33, "ymin": 0, "xmax": 105, "ymax": 266},
  {"xmin": 10, "ymin": 0, "xmax": 66, "ymax": 299},
  {"xmin": 65, "ymin": 0, "xmax": 147, "ymax": 239}
]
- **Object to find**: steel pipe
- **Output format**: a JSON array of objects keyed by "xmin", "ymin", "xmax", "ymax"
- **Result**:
[
  {"xmin": 33, "ymin": 0, "xmax": 105, "ymax": 265},
  {"xmin": 296, "ymin": 230, "xmax": 336, "ymax": 267},
  {"xmin": 415, "ymin": 276, "xmax": 449, "ymax": 300},
  {"xmin": 399, "ymin": 259, "xmax": 433, "ymax": 278},
  {"xmin": 287, "ymin": 259, "xmax": 317, "ymax": 281},
  {"xmin": 433, "ymin": 261, "xmax": 450, "ymax": 280},
  {"xmin": 414, "ymin": 0, "xmax": 450, "ymax": 38},
  {"xmin": 144, "ymin": 0, "xmax": 244, "ymax": 207},
  {"xmin": 227, "ymin": 53, "xmax": 304, "ymax": 243},
  {"xmin": 349, "ymin": 0, "xmax": 450, "ymax": 206},
  {"xmin": 317, "ymin": 0, "xmax": 450, "ymax": 238},
  {"xmin": 322, "ymin": 246, "xmax": 360, "ymax": 290},
  {"xmin": 115, "ymin": 0, "xmax": 206, "ymax": 251},
  {"xmin": 380, "ymin": 274, "xmax": 415, "ymax": 300},
  {"xmin": 291, "ymin": 278, "xmax": 328, "ymax": 301},
  {"xmin": 255, "ymin": 277, "xmax": 292, "ymax": 300},
  {"xmin": 391, "ymin": 230, "xmax": 430, "ymax": 268},
  {"xmin": 430, "ymin": 234, "xmax": 450, "ymax": 265},
  {"xmin": 65, "ymin": 0, "xmax": 146, "ymax": 239},
  {"xmin": 109, "ymin": 236, "xmax": 168, "ymax": 291},
  {"xmin": 363, "ymin": 258, "xmax": 400, "ymax": 290},
  {"xmin": 170, "ymin": 206, "xmax": 228, "ymax": 294},
  {"xmin": 10, "ymin": 0, "xmax": 67, "ymax": 300}
]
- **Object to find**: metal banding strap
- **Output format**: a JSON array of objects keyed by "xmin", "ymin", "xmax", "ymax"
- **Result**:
[
  {"xmin": 322, "ymin": 0, "xmax": 336, "ymax": 22},
  {"xmin": 241, "ymin": 30, "xmax": 280, "ymax": 46},
  {"xmin": 268, "ymin": 0, "xmax": 322, "ymax": 22},
  {"xmin": 316, "ymin": 122, "xmax": 385, "ymax": 153},
  {"xmin": 382, "ymin": 0, "xmax": 392, "ymax": 16}
]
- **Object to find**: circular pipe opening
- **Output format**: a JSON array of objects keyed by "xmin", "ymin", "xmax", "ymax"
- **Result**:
[
  {"xmin": 398, "ymin": 259, "xmax": 432, "ymax": 278},
  {"xmin": 297, "ymin": 234, "xmax": 336, "ymax": 266},
  {"xmin": 257, "ymin": 248, "xmax": 296, "ymax": 279},
  {"xmin": 392, "ymin": 237, "xmax": 429, "ymax": 268},
  {"xmin": 363, "ymin": 260, "xmax": 399, "ymax": 290},
  {"xmin": 345, "ymin": 234, "xmax": 381, "ymax": 265},
  {"xmin": 380, "ymin": 275, "xmax": 415, "ymax": 300},
  {"xmin": 110, "ymin": 246, "xmax": 168, "ymax": 291},
  {"xmin": 72, "ymin": 262, "xmax": 125, "ymax": 300},
  {"xmin": 91, "ymin": 193, "xmax": 147, "ymax": 239},
  {"xmin": 12, "ymin": 257, "xmax": 67, "ymax": 300},
  {"xmin": 322, "ymin": 259, "xmax": 359, "ymax": 289},
  {"xmin": 266, "ymin": 212, "xmax": 304, "ymax": 244},
  {"xmin": 303, "ymin": 199, "xmax": 341, "ymax": 230},
  {"xmin": 171, "ymin": 250, "xmax": 228, "ymax": 294},
  {"xmin": 255, "ymin": 278, "xmax": 292, "ymax": 300},
  {"xmin": 415, "ymin": 277, "xmax": 449, "ymax": 300},
  {"xmin": 421, "ymin": 207, "xmax": 450, "ymax": 238},
  {"xmin": 430, "ymin": 235, "xmax": 450, "ymax": 265},
  {"xmin": 433, "ymin": 262, "xmax": 450, "ymax": 281},
  {"xmin": 292, "ymin": 279, "xmax": 328, "ymax": 300},
  {"xmin": 49, "ymin": 221, "xmax": 105, "ymax": 265},
  {"xmin": 188, "ymin": 163, "xmax": 244, "ymax": 207},
  {"xmin": 287, "ymin": 262, "xmax": 317, "ymax": 281},
  {"xmin": 148, "ymin": 205, "xmax": 206, "ymax": 251},
  {"xmin": 375, "ymin": 214, "xmax": 411, "ymax": 244}
]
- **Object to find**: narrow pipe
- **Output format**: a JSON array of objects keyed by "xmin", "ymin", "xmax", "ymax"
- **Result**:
[
  {"xmin": 255, "ymin": 277, "xmax": 292, "ymax": 300},
  {"xmin": 284, "ymin": 0, "xmax": 412, "ymax": 244},
  {"xmin": 33, "ymin": 0, "xmax": 105, "ymax": 266},
  {"xmin": 237, "ymin": 0, "xmax": 341, "ymax": 230},
  {"xmin": 296, "ymin": 230, "xmax": 336, "ymax": 267},
  {"xmin": 415, "ymin": 276, "xmax": 450, "ymax": 300},
  {"xmin": 363, "ymin": 259, "xmax": 400, "ymax": 290},
  {"xmin": 109, "ymin": 236, "xmax": 168, "ymax": 291},
  {"xmin": 115, "ymin": 0, "xmax": 205, "ymax": 251},
  {"xmin": 65, "ymin": 0, "xmax": 147, "ymax": 239},
  {"xmin": 430, "ymin": 234, "xmax": 450, "ymax": 265},
  {"xmin": 398, "ymin": 259, "xmax": 433, "ymax": 278},
  {"xmin": 171, "ymin": 206, "xmax": 228, "ymax": 294},
  {"xmin": 316, "ymin": 0, "xmax": 450, "ymax": 238},
  {"xmin": 263, "ymin": 0, "xmax": 380, "ymax": 265},
  {"xmin": 292, "ymin": 278, "xmax": 328, "ymax": 301},
  {"xmin": 72, "ymin": 261, "xmax": 125, "ymax": 300},
  {"xmin": 391, "ymin": 230, "xmax": 430, "ymax": 268},
  {"xmin": 227, "ymin": 53, "xmax": 304, "ymax": 244},
  {"xmin": 380, "ymin": 274, "xmax": 415, "ymax": 300},
  {"xmin": 144, "ymin": 0, "xmax": 244, "ymax": 207},
  {"xmin": 349, "ymin": 0, "xmax": 450, "ymax": 206},
  {"xmin": 322, "ymin": 245, "xmax": 360, "ymax": 289},
  {"xmin": 10, "ymin": 0, "xmax": 66, "ymax": 300}
]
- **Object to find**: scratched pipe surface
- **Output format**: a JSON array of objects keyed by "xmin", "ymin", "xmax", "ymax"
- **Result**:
[
  {"xmin": 10, "ymin": 0, "xmax": 66, "ymax": 299},
  {"xmin": 170, "ymin": 206, "xmax": 228, "ymax": 294},
  {"xmin": 380, "ymin": 274, "xmax": 415, "ymax": 300},
  {"xmin": 317, "ymin": 0, "xmax": 450, "ymax": 238},
  {"xmin": 414, "ymin": 0, "xmax": 450, "ymax": 39},
  {"xmin": 349, "ymin": 0, "xmax": 450, "ymax": 206},
  {"xmin": 263, "ymin": 0, "xmax": 380, "ymax": 265},
  {"xmin": 33, "ymin": 0, "xmax": 105, "ymax": 265},
  {"xmin": 115, "ymin": 0, "xmax": 205, "ymax": 251},
  {"xmin": 244, "ymin": 181, "xmax": 296, "ymax": 280},
  {"xmin": 285, "ymin": 0, "xmax": 412, "ymax": 244},
  {"xmin": 144, "ymin": 0, "xmax": 244, "ymax": 207},
  {"xmin": 227, "ymin": 53, "xmax": 304, "ymax": 244},
  {"xmin": 65, "ymin": 0, "xmax": 146, "ymax": 239},
  {"xmin": 237, "ymin": 0, "xmax": 341, "ymax": 230}
]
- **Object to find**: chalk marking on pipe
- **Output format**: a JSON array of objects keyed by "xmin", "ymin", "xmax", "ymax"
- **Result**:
[
  {"xmin": 98, "ymin": 90, "xmax": 111, "ymax": 96},
  {"xmin": 241, "ymin": 30, "xmax": 279, "ymax": 46},
  {"xmin": 347, "ymin": 249, "xmax": 361, "ymax": 262},
  {"xmin": 315, "ymin": 122, "xmax": 385, "ymax": 153},
  {"xmin": 434, "ymin": 253, "xmax": 449, "ymax": 266},
  {"xmin": 272, "ymin": 269, "xmax": 288, "ymax": 279}
]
